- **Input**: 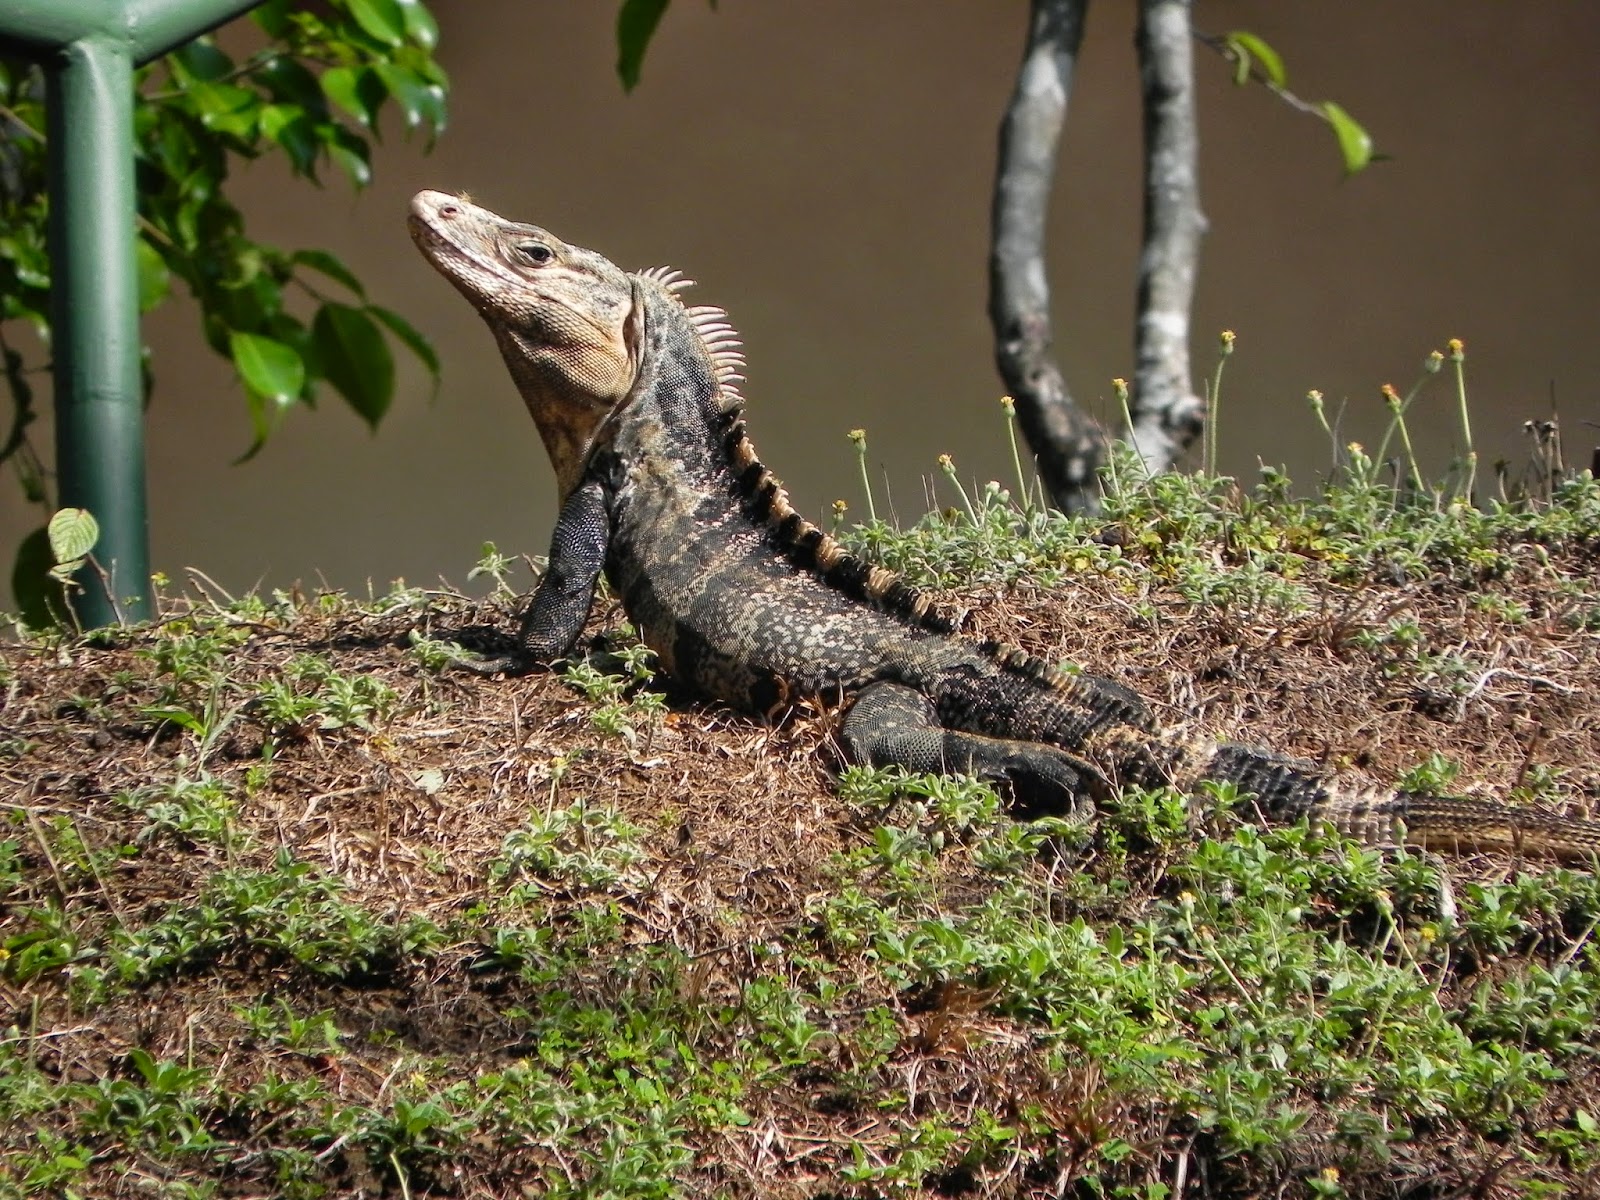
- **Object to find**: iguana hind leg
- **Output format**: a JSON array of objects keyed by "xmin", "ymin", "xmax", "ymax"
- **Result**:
[{"xmin": 842, "ymin": 681, "xmax": 1102, "ymax": 817}]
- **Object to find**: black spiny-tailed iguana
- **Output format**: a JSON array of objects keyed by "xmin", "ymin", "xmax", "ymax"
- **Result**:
[{"xmin": 408, "ymin": 190, "xmax": 1600, "ymax": 863}]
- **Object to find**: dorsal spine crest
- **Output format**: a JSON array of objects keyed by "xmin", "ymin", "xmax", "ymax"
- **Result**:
[
  {"xmin": 978, "ymin": 639, "xmax": 1074, "ymax": 690},
  {"xmin": 641, "ymin": 274, "xmax": 747, "ymax": 407},
  {"xmin": 716, "ymin": 414, "xmax": 960, "ymax": 635},
  {"xmin": 645, "ymin": 268, "xmax": 959, "ymax": 637}
]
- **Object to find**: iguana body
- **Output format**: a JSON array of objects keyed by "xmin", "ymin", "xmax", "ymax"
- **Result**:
[{"xmin": 409, "ymin": 190, "xmax": 1599, "ymax": 862}]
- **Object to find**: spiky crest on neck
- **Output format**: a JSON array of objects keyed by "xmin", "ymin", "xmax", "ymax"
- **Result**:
[{"xmin": 636, "ymin": 266, "xmax": 748, "ymax": 412}]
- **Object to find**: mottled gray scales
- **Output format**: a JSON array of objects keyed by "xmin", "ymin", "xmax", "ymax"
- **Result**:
[{"xmin": 409, "ymin": 190, "xmax": 1600, "ymax": 864}]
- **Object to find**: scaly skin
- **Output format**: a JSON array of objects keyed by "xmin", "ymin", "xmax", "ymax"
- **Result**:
[{"xmin": 409, "ymin": 191, "xmax": 1600, "ymax": 861}]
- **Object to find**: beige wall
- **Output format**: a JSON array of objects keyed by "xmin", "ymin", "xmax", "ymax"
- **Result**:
[{"xmin": 8, "ymin": 2, "xmax": 1599, "ymax": 600}]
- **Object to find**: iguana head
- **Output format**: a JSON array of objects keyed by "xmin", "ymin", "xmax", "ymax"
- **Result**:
[{"xmin": 408, "ymin": 190, "xmax": 644, "ymax": 494}]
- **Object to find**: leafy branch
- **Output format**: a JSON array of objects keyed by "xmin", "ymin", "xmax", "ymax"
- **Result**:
[
  {"xmin": 0, "ymin": 0, "xmax": 447, "ymax": 528},
  {"xmin": 1202, "ymin": 29, "xmax": 1380, "ymax": 175}
]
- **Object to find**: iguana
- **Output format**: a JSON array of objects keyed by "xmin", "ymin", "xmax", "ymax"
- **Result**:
[{"xmin": 408, "ymin": 189, "xmax": 1600, "ymax": 863}]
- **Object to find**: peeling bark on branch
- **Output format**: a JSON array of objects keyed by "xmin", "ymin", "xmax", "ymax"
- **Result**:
[
  {"xmin": 988, "ymin": 0, "xmax": 1105, "ymax": 515},
  {"xmin": 1130, "ymin": 0, "xmax": 1206, "ymax": 475}
]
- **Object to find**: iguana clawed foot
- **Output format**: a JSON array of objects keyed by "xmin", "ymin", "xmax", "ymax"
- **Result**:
[
  {"xmin": 842, "ymin": 681, "xmax": 1104, "ymax": 820},
  {"xmin": 444, "ymin": 647, "xmax": 540, "ymax": 677}
]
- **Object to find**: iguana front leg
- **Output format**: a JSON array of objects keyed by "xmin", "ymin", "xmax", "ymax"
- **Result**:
[
  {"xmin": 457, "ymin": 477, "xmax": 611, "ymax": 674},
  {"xmin": 842, "ymin": 681, "xmax": 1103, "ymax": 818}
]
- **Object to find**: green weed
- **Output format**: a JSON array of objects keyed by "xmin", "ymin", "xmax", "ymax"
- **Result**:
[
  {"xmin": 254, "ymin": 653, "xmax": 397, "ymax": 734},
  {"xmin": 559, "ymin": 626, "xmax": 666, "ymax": 744},
  {"xmin": 101, "ymin": 849, "xmax": 442, "ymax": 990},
  {"xmin": 491, "ymin": 798, "xmax": 646, "ymax": 896},
  {"xmin": 118, "ymin": 773, "xmax": 238, "ymax": 848}
]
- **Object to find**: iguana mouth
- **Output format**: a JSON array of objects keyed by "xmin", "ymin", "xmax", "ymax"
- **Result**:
[{"xmin": 409, "ymin": 191, "xmax": 534, "ymax": 317}]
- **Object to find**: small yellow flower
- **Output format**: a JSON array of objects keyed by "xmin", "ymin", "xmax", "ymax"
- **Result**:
[
  {"xmin": 1111, "ymin": 378, "xmax": 1129, "ymax": 400},
  {"xmin": 1425, "ymin": 350, "xmax": 1444, "ymax": 373},
  {"xmin": 847, "ymin": 428, "xmax": 867, "ymax": 445},
  {"xmin": 1178, "ymin": 891, "xmax": 1196, "ymax": 908},
  {"xmin": 1219, "ymin": 329, "xmax": 1236, "ymax": 354},
  {"xmin": 938, "ymin": 454, "xmax": 955, "ymax": 472},
  {"xmin": 832, "ymin": 499, "xmax": 848, "ymax": 517},
  {"xmin": 1380, "ymin": 383, "xmax": 1401, "ymax": 411},
  {"xmin": 999, "ymin": 395, "xmax": 1016, "ymax": 414},
  {"xmin": 1447, "ymin": 337, "xmax": 1465, "ymax": 360},
  {"xmin": 1320, "ymin": 1166, "xmax": 1341, "ymax": 1183}
]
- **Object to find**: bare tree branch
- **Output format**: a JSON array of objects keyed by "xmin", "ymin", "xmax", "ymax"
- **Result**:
[
  {"xmin": 1129, "ymin": 0, "xmax": 1206, "ymax": 475},
  {"xmin": 988, "ymin": 0, "xmax": 1105, "ymax": 515}
]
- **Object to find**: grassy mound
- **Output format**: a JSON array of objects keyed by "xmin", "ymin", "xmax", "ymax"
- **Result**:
[{"xmin": 3, "ymin": 464, "xmax": 1599, "ymax": 1198}]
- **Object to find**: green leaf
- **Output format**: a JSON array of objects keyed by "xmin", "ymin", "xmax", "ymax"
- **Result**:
[
  {"xmin": 266, "ymin": 314, "xmax": 315, "ymax": 383},
  {"xmin": 321, "ymin": 65, "xmax": 387, "ymax": 129},
  {"xmin": 11, "ymin": 526, "xmax": 61, "ymax": 631},
  {"xmin": 47, "ymin": 507, "xmax": 100, "ymax": 564},
  {"xmin": 616, "ymin": 0, "xmax": 672, "ymax": 92},
  {"xmin": 327, "ymin": 127, "xmax": 373, "ymax": 188},
  {"xmin": 230, "ymin": 331, "xmax": 306, "ymax": 404},
  {"xmin": 313, "ymin": 303, "xmax": 393, "ymax": 428},
  {"xmin": 170, "ymin": 41, "xmax": 233, "ymax": 84},
  {"xmin": 255, "ymin": 55, "xmax": 325, "ymax": 113},
  {"xmin": 395, "ymin": 0, "xmax": 439, "ymax": 51},
  {"xmin": 142, "ymin": 706, "xmax": 207, "ymax": 736},
  {"xmin": 0, "ymin": 226, "xmax": 50, "ymax": 292},
  {"xmin": 1321, "ymin": 101, "xmax": 1374, "ymax": 174},
  {"xmin": 47, "ymin": 558, "xmax": 85, "ymax": 585},
  {"xmin": 369, "ymin": 304, "xmax": 441, "ymax": 394},
  {"xmin": 186, "ymin": 80, "xmax": 261, "ymax": 138},
  {"xmin": 135, "ymin": 238, "xmax": 170, "ymax": 313},
  {"xmin": 235, "ymin": 388, "xmax": 284, "ymax": 464},
  {"xmin": 259, "ymin": 104, "xmax": 320, "ymax": 177},
  {"xmin": 251, "ymin": 0, "xmax": 292, "ymax": 39},
  {"xmin": 347, "ymin": 0, "xmax": 407, "ymax": 47},
  {"xmin": 373, "ymin": 63, "xmax": 443, "ymax": 131},
  {"xmin": 1225, "ymin": 31, "xmax": 1286, "ymax": 88},
  {"xmin": 293, "ymin": 249, "xmax": 367, "ymax": 298}
]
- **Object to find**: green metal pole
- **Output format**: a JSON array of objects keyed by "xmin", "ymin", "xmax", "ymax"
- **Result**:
[
  {"xmin": 0, "ymin": 1, "xmax": 265, "ymax": 69},
  {"xmin": 45, "ymin": 34, "xmax": 149, "ymax": 624},
  {"xmin": 0, "ymin": 2, "xmax": 114, "ymax": 52},
  {"xmin": 1, "ymin": 0, "xmax": 266, "ymax": 626},
  {"xmin": 128, "ymin": 0, "xmax": 269, "ymax": 65}
]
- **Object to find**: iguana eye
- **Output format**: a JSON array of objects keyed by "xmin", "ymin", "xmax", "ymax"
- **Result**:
[{"xmin": 516, "ymin": 242, "xmax": 554, "ymax": 266}]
